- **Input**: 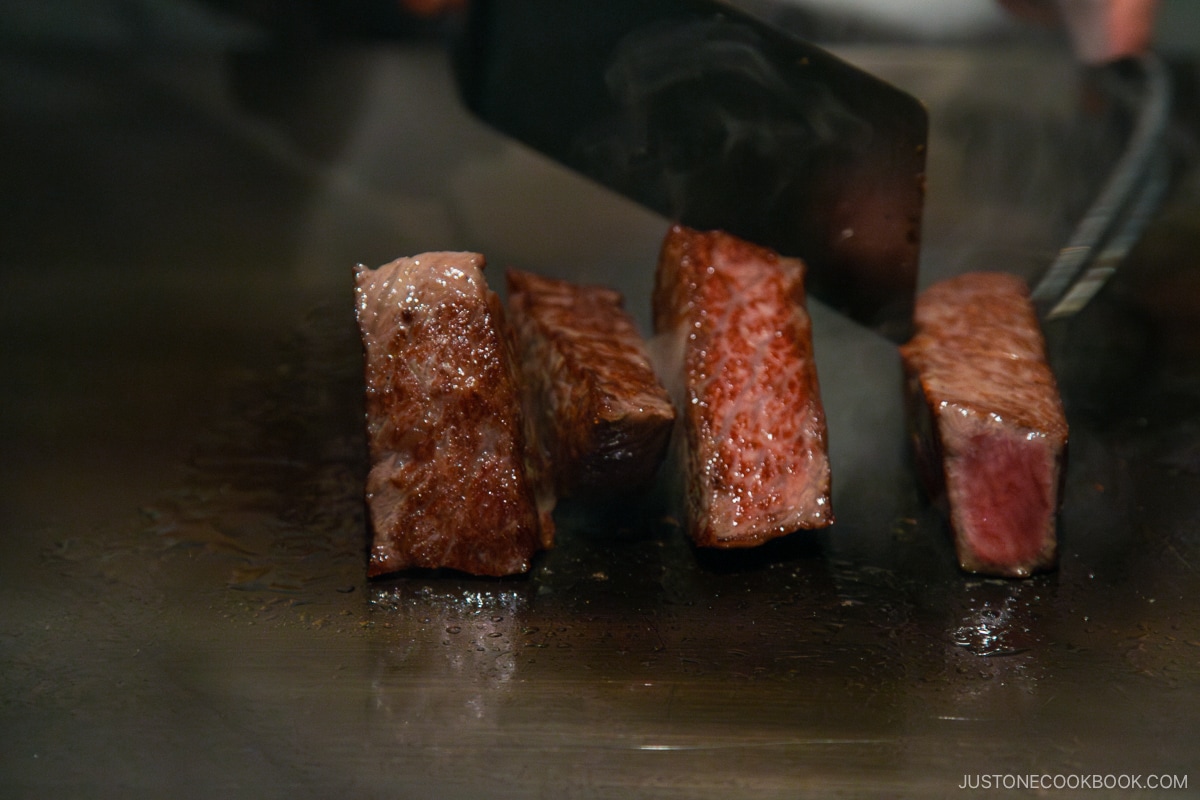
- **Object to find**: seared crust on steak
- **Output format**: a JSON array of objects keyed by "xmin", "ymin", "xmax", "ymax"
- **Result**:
[
  {"xmin": 507, "ymin": 269, "xmax": 675, "ymax": 497},
  {"xmin": 899, "ymin": 272, "xmax": 1068, "ymax": 578},
  {"xmin": 354, "ymin": 252, "xmax": 544, "ymax": 577},
  {"xmin": 652, "ymin": 225, "xmax": 833, "ymax": 547}
]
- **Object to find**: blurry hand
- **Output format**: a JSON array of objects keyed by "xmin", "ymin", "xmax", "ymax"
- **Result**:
[
  {"xmin": 399, "ymin": 0, "xmax": 466, "ymax": 19},
  {"xmin": 998, "ymin": 0, "xmax": 1160, "ymax": 63}
]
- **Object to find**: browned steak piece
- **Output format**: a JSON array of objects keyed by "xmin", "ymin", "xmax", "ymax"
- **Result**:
[
  {"xmin": 507, "ymin": 269, "xmax": 676, "ymax": 497},
  {"xmin": 652, "ymin": 225, "xmax": 833, "ymax": 547},
  {"xmin": 354, "ymin": 252, "xmax": 545, "ymax": 577},
  {"xmin": 899, "ymin": 272, "xmax": 1068, "ymax": 578}
]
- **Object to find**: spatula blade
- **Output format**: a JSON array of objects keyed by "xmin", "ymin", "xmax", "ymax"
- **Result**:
[{"xmin": 453, "ymin": 0, "xmax": 927, "ymax": 341}]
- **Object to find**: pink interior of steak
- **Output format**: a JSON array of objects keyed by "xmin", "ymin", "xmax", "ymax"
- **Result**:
[
  {"xmin": 942, "ymin": 413, "xmax": 1060, "ymax": 577},
  {"xmin": 355, "ymin": 253, "xmax": 543, "ymax": 577},
  {"xmin": 507, "ymin": 269, "xmax": 674, "ymax": 496},
  {"xmin": 654, "ymin": 226, "xmax": 833, "ymax": 547}
]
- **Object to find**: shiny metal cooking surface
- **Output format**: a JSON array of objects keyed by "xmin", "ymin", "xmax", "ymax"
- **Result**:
[{"xmin": 2, "ymin": 15, "xmax": 1199, "ymax": 798}]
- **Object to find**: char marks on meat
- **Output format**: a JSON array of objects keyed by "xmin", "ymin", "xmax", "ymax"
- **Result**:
[
  {"xmin": 507, "ymin": 269, "xmax": 676, "ymax": 497},
  {"xmin": 652, "ymin": 225, "xmax": 833, "ymax": 547},
  {"xmin": 899, "ymin": 271, "xmax": 1068, "ymax": 578},
  {"xmin": 354, "ymin": 252, "xmax": 545, "ymax": 577}
]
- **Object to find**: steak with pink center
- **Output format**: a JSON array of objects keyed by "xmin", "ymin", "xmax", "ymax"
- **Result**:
[{"xmin": 900, "ymin": 271, "xmax": 1068, "ymax": 578}]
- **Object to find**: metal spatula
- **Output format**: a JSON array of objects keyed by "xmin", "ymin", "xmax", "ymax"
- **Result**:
[{"xmin": 451, "ymin": 0, "xmax": 928, "ymax": 342}]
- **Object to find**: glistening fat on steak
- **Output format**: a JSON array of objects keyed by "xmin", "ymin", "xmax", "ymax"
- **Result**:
[
  {"xmin": 507, "ymin": 269, "xmax": 676, "ymax": 497},
  {"xmin": 354, "ymin": 252, "xmax": 545, "ymax": 577},
  {"xmin": 899, "ymin": 272, "xmax": 1068, "ymax": 578},
  {"xmin": 653, "ymin": 225, "xmax": 833, "ymax": 547}
]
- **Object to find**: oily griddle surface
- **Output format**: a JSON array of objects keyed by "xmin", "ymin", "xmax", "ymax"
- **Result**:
[
  {"xmin": 2, "ymin": 38, "xmax": 1198, "ymax": 798},
  {"xmin": 9, "ymin": 274, "xmax": 1196, "ymax": 797}
]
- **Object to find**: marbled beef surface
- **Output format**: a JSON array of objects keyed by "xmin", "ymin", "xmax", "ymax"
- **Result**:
[
  {"xmin": 899, "ymin": 272, "xmax": 1068, "ymax": 578},
  {"xmin": 653, "ymin": 225, "xmax": 833, "ymax": 547},
  {"xmin": 507, "ymin": 269, "xmax": 675, "ymax": 497},
  {"xmin": 354, "ymin": 253, "xmax": 543, "ymax": 577}
]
